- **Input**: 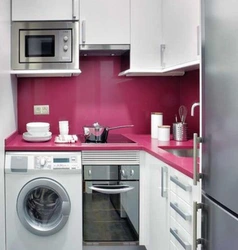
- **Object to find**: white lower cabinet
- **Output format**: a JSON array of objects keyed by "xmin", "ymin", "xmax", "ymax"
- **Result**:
[
  {"xmin": 141, "ymin": 152, "xmax": 201, "ymax": 250},
  {"xmin": 141, "ymin": 152, "xmax": 170, "ymax": 250},
  {"xmin": 169, "ymin": 168, "xmax": 201, "ymax": 250}
]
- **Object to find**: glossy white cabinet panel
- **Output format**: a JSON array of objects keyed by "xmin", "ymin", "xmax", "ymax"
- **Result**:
[
  {"xmin": 162, "ymin": 0, "xmax": 200, "ymax": 69},
  {"xmin": 170, "ymin": 191, "xmax": 192, "ymax": 234},
  {"xmin": 142, "ymin": 153, "xmax": 170, "ymax": 250},
  {"xmin": 170, "ymin": 168, "xmax": 193, "ymax": 205},
  {"xmin": 170, "ymin": 216, "xmax": 192, "ymax": 250},
  {"xmin": 169, "ymin": 167, "xmax": 201, "ymax": 250},
  {"xmin": 129, "ymin": 0, "xmax": 162, "ymax": 70},
  {"xmin": 80, "ymin": 0, "xmax": 130, "ymax": 44},
  {"xmin": 12, "ymin": 0, "xmax": 79, "ymax": 21}
]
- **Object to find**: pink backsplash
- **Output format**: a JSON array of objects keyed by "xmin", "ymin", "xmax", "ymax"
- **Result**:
[
  {"xmin": 18, "ymin": 57, "xmax": 199, "ymax": 137},
  {"xmin": 179, "ymin": 70, "xmax": 200, "ymax": 138}
]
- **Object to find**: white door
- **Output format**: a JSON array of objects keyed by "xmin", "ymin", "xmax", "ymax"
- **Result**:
[{"xmin": 80, "ymin": 0, "xmax": 130, "ymax": 44}]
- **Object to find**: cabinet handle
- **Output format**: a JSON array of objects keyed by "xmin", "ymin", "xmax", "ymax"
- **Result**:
[
  {"xmin": 193, "ymin": 133, "xmax": 202, "ymax": 185},
  {"xmin": 121, "ymin": 169, "xmax": 126, "ymax": 178},
  {"xmin": 170, "ymin": 202, "xmax": 191, "ymax": 221},
  {"xmin": 193, "ymin": 202, "xmax": 203, "ymax": 250},
  {"xmin": 72, "ymin": 0, "xmax": 77, "ymax": 19},
  {"xmin": 170, "ymin": 228, "xmax": 191, "ymax": 250},
  {"xmin": 161, "ymin": 166, "xmax": 168, "ymax": 198},
  {"xmin": 170, "ymin": 176, "xmax": 192, "ymax": 192},
  {"xmin": 197, "ymin": 26, "xmax": 200, "ymax": 56},
  {"xmin": 89, "ymin": 184, "xmax": 134, "ymax": 194},
  {"xmin": 160, "ymin": 44, "xmax": 166, "ymax": 69},
  {"xmin": 82, "ymin": 20, "xmax": 86, "ymax": 44},
  {"xmin": 88, "ymin": 169, "xmax": 92, "ymax": 176}
]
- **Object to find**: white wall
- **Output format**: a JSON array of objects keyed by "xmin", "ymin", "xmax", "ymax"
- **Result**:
[{"xmin": 0, "ymin": 0, "xmax": 17, "ymax": 249}]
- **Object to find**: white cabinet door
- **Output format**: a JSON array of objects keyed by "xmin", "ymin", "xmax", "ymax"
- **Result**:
[
  {"xmin": 142, "ymin": 153, "xmax": 170, "ymax": 250},
  {"xmin": 130, "ymin": 0, "xmax": 162, "ymax": 70},
  {"xmin": 162, "ymin": 0, "xmax": 200, "ymax": 69},
  {"xmin": 80, "ymin": 0, "xmax": 130, "ymax": 44},
  {"xmin": 12, "ymin": 0, "xmax": 79, "ymax": 21}
]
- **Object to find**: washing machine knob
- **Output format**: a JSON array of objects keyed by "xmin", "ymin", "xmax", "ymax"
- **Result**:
[{"xmin": 40, "ymin": 157, "xmax": 46, "ymax": 167}]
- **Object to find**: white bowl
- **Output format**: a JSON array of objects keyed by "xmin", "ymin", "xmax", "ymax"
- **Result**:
[{"xmin": 26, "ymin": 122, "xmax": 50, "ymax": 136}]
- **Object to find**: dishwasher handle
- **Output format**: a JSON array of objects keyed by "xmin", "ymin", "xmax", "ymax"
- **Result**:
[{"xmin": 89, "ymin": 184, "xmax": 134, "ymax": 194}]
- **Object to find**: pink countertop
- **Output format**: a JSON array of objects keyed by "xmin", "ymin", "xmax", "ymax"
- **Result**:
[{"xmin": 5, "ymin": 132, "xmax": 195, "ymax": 178}]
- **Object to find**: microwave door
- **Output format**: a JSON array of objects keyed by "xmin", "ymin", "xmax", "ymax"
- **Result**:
[{"xmin": 19, "ymin": 29, "xmax": 72, "ymax": 63}]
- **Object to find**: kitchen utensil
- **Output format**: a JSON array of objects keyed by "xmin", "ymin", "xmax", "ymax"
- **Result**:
[
  {"xmin": 172, "ymin": 122, "xmax": 188, "ymax": 141},
  {"xmin": 178, "ymin": 105, "xmax": 188, "ymax": 123},
  {"xmin": 175, "ymin": 114, "xmax": 178, "ymax": 123},
  {"xmin": 83, "ymin": 124, "xmax": 134, "ymax": 143}
]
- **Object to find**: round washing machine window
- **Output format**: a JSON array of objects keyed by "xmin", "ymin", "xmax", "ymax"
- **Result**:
[{"xmin": 17, "ymin": 177, "xmax": 71, "ymax": 236}]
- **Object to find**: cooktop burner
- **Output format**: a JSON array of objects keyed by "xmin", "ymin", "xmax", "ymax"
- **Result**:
[{"xmin": 79, "ymin": 134, "xmax": 136, "ymax": 143}]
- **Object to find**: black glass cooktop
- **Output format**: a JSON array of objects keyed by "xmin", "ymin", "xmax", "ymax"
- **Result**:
[{"xmin": 78, "ymin": 134, "xmax": 135, "ymax": 143}]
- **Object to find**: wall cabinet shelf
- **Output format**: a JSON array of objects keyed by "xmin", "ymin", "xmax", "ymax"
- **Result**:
[{"xmin": 10, "ymin": 70, "xmax": 81, "ymax": 78}]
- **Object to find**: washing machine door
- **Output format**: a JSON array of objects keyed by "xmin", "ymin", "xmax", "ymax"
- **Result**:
[{"xmin": 17, "ymin": 177, "xmax": 71, "ymax": 236}]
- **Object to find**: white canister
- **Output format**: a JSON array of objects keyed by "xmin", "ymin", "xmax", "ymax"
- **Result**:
[
  {"xmin": 158, "ymin": 125, "xmax": 170, "ymax": 141},
  {"xmin": 151, "ymin": 112, "xmax": 163, "ymax": 138},
  {"xmin": 59, "ymin": 120, "xmax": 69, "ymax": 135}
]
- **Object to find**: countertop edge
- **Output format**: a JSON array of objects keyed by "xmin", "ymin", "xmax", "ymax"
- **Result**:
[{"xmin": 5, "ymin": 133, "xmax": 194, "ymax": 179}]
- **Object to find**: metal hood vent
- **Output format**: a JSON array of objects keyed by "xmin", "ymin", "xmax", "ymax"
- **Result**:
[{"xmin": 80, "ymin": 44, "xmax": 130, "ymax": 56}]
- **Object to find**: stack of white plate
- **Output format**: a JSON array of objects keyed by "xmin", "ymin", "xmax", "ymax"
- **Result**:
[{"xmin": 23, "ymin": 122, "xmax": 52, "ymax": 142}]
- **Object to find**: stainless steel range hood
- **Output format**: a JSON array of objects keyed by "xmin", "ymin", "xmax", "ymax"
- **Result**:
[{"xmin": 80, "ymin": 44, "xmax": 130, "ymax": 56}]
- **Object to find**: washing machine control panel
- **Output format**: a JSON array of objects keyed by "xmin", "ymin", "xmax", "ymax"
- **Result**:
[{"xmin": 35, "ymin": 155, "xmax": 80, "ymax": 170}]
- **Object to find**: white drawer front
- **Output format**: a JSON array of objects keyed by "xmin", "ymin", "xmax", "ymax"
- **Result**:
[
  {"xmin": 170, "ymin": 191, "xmax": 192, "ymax": 234},
  {"xmin": 170, "ymin": 240, "xmax": 178, "ymax": 250},
  {"xmin": 170, "ymin": 169, "xmax": 193, "ymax": 204},
  {"xmin": 170, "ymin": 216, "xmax": 192, "ymax": 250}
]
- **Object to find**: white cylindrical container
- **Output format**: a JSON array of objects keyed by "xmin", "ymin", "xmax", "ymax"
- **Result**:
[
  {"xmin": 59, "ymin": 120, "xmax": 69, "ymax": 135},
  {"xmin": 158, "ymin": 125, "xmax": 170, "ymax": 141},
  {"xmin": 151, "ymin": 112, "xmax": 163, "ymax": 138}
]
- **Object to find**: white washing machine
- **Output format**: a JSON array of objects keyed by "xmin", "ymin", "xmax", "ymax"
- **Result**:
[{"xmin": 5, "ymin": 151, "xmax": 82, "ymax": 250}]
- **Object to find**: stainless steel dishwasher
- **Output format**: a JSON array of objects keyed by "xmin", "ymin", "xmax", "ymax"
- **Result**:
[{"xmin": 82, "ymin": 150, "xmax": 140, "ymax": 246}]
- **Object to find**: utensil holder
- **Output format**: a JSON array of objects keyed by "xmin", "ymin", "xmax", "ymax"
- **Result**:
[{"xmin": 173, "ymin": 122, "xmax": 188, "ymax": 141}]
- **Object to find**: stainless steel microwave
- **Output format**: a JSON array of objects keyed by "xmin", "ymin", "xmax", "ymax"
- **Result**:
[{"xmin": 11, "ymin": 21, "xmax": 79, "ymax": 70}]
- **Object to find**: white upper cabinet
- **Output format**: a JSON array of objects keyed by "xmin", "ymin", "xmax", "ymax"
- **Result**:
[
  {"xmin": 119, "ymin": 0, "xmax": 185, "ymax": 76},
  {"xmin": 162, "ymin": 0, "xmax": 200, "ymax": 70},
  {"xmin": 79, "ymin": 0, "xmax": 130, "ymax": 45},
  {"xmin": 129, "ymin": 0, "xmax": 162, "ymax": 70},
  {"xmin": 12, "ymin": 0, "xmax": 79, "ymax": 21}
]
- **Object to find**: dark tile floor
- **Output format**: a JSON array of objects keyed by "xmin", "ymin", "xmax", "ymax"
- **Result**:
[{"xmin": 83, "ymin": 192, "xmax": 138, "ymax": 242}]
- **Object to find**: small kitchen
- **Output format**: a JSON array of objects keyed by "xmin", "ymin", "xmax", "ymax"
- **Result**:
[{"xmin": 2, "ymin": 0, "xmax": 237, "ymax": 250}]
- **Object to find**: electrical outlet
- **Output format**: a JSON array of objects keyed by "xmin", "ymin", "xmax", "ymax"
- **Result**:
[
  {"xmin": 34, "ymin": 105, "xmax": 42, "ymax": 115},
  {"xmin": 33, "ymin": 105, "xmax": 50, "ymax": 115},
  {"xmin": 41, "ymin": 105, "xmax": 50, "ymax": 115}
]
